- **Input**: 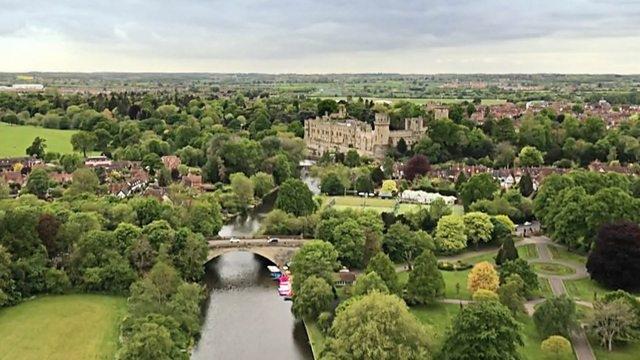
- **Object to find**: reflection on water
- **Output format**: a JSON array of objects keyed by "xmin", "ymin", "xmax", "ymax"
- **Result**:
[
  {"xmin": 192, "ymin": 252, "xmax": 313, "ymax": 360},
  {"xmin": 218, "ymin": 213, "xmax": 266, "ymax": 238}
]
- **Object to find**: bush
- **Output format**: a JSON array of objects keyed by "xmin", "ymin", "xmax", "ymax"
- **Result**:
[
  {"xmin": 317, "ymin": 311, "xmax": 333, "ymax": 335},
  {"xmin": 44, "ymin": 268, "xmax": 70, "ymax": 294},
  {"xmin": 533, "ymin": 295, "xmax": 576, "ymax": 338},
  {"xmin": 540, "ymin": 336, "xmax": 573, "ymax": 360},
  {"xmin": 437, "ymin": 260, "xmax": 472, "ymax": 271}
]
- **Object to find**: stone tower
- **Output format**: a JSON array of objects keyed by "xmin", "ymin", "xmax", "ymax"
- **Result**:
[{"xmin": 374, "ymin": 112, "xmax": 390, "ymax": 146}]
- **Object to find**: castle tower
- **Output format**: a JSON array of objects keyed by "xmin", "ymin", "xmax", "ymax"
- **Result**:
[
  {"xmin": 337, "ymin": 104, "xmax": 347, "ymax": 118},
  {"xmin": 374, "ymin": 112, "xmax": 390, "ymax": 146}
]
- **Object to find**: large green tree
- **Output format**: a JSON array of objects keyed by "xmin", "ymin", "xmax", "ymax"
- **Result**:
[
  {"xmin": 323, "ymin": 292, "xmax": 431, "ymax": 360},
  {"xmin": 405, "ymin": 250, "xmax": 444, "ymax": 305},
  {"xmin": 439, "ymin": 301, "xmax": 523, "ymax": 360},
  {"xmin": 292, "ymin": 275, "xmax": 333, "ymax": 320},
  {"xmin": 275, "ymin": 179, "xmax": 316, "ymax": 216},
  {"xmin": 290, "ymin": 240, "xmax": 338, "ymax": 293}
]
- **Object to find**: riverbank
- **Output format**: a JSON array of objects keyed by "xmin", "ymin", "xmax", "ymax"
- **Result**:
[{"xmin": 304, "ymin": 320, "xmax": 325, "ymax": 359}]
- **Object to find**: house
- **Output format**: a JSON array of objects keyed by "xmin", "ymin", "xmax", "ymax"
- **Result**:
[
  {"xmin": 49, "ymin": 172, "xmax": 74, "ymax": 185},
  {"xmin": 0, "ymin": 156, "xmax": 42, "ymax": 172},
  {"xmin": 161, "ymin": 155, "xmax": 181, "ymax": 170},
  {"xmin": 336, "ymin": 268, "xmax": 356, "ymax": 286},
  {"xmin": 84, "ymin": 156, "xmax": 112, "ymax": 168},
  {"xmin": 182, "ymin": 174, "xmax": 203, "ymax": 189},
  {"xmin": 1, "ymin": 171, "xmax": 25, "ymax": 187}
]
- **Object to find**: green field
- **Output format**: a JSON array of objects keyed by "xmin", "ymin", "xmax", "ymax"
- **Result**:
[
  {"xmin": 549, "ymin": 245, "xmax": 587, "ymax": 265},
  {"xmin": 517, "ymin": 244, "xmax": 538, "ymax": 260},
  {"xmin": 323, "ymin": 195, "xmax": 464, "ymax": 215},
  {"xmin": 310, "ymin": 96, "xmax": 507, "ymax": 106},
  {"xmin": 0, "ymin": 123, "xmax": 79, "ymax": 157},
  {"xmin": 0, "ymin": 294, "xmax": 126, "ymax": 360}
]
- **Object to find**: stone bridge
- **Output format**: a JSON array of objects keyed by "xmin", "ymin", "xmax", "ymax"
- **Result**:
[{"xmin": 207, "ymin": 238, "xmax": 308, "ymax": 266}]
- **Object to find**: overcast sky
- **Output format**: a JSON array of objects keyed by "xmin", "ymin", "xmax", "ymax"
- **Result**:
[{"xmin": 1, "ymin": 0, "xmax": 639, "ymax": 73}]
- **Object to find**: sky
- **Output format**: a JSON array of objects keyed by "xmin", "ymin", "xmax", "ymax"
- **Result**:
[{"xmin": 1, "ymin": 0, "xmax": 640, "ymax": 74}]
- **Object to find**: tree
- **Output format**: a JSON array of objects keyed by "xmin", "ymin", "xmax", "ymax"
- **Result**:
[
  {"xmin": 67, "ymin": 168, "xmax": 101, "ymax": 195},
  {"xmin": 405, "ymin": 250, "xmax": 444, "ymax": 305},
  {"xmin": 354, "ymin": 174, "xmax": 374, "ymax": 193},
  {"xmin": 518, "ymin": 146, "xmax": 544, "ymax": 167},
  {"xmin": 492, "ymin": 215, "xmax": 515, "ymax": 243},
  {"xmin": 344, "ymin": 149, "xmax": 361, "ymax": 167},
  {"xmin": 365, "ymin": 252, "xmax": 400, "ymax": 294},
  {"xmin": 290, "ymin": 240, "xmax": 338, "ymax": 293},
  {"xmin": 588, "ymin": 298, "xmax": 636, "ymax": 352},
  {"xmin": 71, "ymin": 131, "xmax": 98, "ymax": 157},
  {"xmin": 230, "ymin": 172, "xmax": 254, "ymax": 210},
  {"xmin": 275, "ymin": 179, "xmax": 316, "ymax": 216},
  {"xmin": 467, "ymin": 261, "xmax": 499, "ymax": 294},
  {"xmin": 498, "ymin": 274, "xmax": 526, "ymax": 315},
  {"xmin": 434, "ymin": 215, "xmax": 467, "ymax": 254},
  {"xmin": 321, "ymin": 173, "xmax": 345, "ymax": 195},
  {"xmin": 462, "ymin": 212, "xmax": 494, "ymax": 249},
  {"xmin": 533, "ymin": 295, "xmax": 576, "ymax": 338},
  {"xmin": 499, "ymin": 259, "xmax": 539, "ymax": 298},
  {"xmin": 317, "ymin": 99, "xmax": 338, "ymax": 116},
  {"xmin": 459, "ymin": 173, "xmax": 499, "ymax": 209},
  {"xmin": 518, "ymin": 172, "xmax": 534, "ymax": 197},
  {"xmin": 495, "ymin": 236, "xmax": 518, "ymax": 266},
  {"xmin": 353, "ymin": 271, "xmax": 389, "ymax": 296},
  {"xmin": 59, "ymin": 153, "xmax": 84, "ymax": 173},
  {"xmin": 25, "ymin": 168, "xmax": 50, "ymax": 198},
  {"xmin": 540, "ymin": 336, "xmax": 573, "ymax": 360},
  {"xmin": 118, "ymin": 322, "xmax": 175, "ymax": 360},
  {"xmin": 383, "ymin": 223, "xmax": 432, "ymax": 269},
  {"xmin": 439, "ymin": 301, "xmax": 523, "ymax": 360},
  {"xmin": 396, "ymin": 138, "xmax": 407, "ymax": 155},
  {"xmin": 472, "ymin": 289, "xmax": 499, "ymax": 302},
  {"xmin": 380, "ymin": 179, "xmax": 397, "ymax": 194},
  {"xmin": 324, "ymin": 292, "xmax": 431, "ymax": 360},
  {"xmin": 587, "ymin": 221, "xmax": 640, "ymax": 291},
  {"xmin": 332, "ymin": 219, "xmax": 366, "ymax": 268},
  {"xmin": 292, "ymin": 275, "xmax": 333, "ymax": 320},
  {"xmin": 403, "ymin": 154, "xmax": 430, "ymax": 181},
  {"xmin": 250, "ymin": 172, "xmax": 275, "ymax": 198},
  {"xmin": 0, "ymin": 245, "xmax": 16, "ymax": 306},
  {"xmin": 26, "ymin": 136, "xmax": 46, "ymax": 158}
]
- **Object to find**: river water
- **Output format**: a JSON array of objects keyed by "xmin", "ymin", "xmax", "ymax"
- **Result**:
[
  {"xmin": 192, "ymin": 174, "xmax": 319, "ymax": 359},
  {"xmin": 192, "ymin": 252, "xmax": 313, "ymax": 360}
]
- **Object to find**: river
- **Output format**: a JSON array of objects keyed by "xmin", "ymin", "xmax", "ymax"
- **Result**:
[{"xmin": 192, "ymin": 173, "xmax": 319, "ymax": 359}]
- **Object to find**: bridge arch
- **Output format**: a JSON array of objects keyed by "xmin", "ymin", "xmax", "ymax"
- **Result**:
[{"xmin": 207, "ymin": 246, "xmax": 300, "ymax": 267}]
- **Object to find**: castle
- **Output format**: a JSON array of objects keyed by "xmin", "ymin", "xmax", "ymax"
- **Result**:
[{"xmin": 304, "ymin": 106, "xmax": 427, "ymax": 160}]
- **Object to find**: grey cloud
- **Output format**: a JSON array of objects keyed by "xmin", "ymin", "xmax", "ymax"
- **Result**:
[{"xmin": 1, "ymin": 0, "xmax": 639, "ymax": 61}]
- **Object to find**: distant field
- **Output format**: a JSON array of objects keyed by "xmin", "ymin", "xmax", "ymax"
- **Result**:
[
  {"xmin": 0, "ymin": 123, "xmax": 78, "ymax": 157},
  {"xmin": 0, "ymin": 294, "xmax": 125, "ymax": 360},
  {"xmin": 321, "ymin": 195, "xmax": 464, "ymax": 215},
  {"xmin": 310, "ymin": 96, "xmax": 507, "ymax": 106}
]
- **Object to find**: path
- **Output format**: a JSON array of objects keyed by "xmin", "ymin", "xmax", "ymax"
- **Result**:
[
  {"xmin": 426, "ymin": 234, "xmax": 595, "ymax": 360},
  {"xmin": 529, "ymin": 236, "xmax": 595, "ymax": 360}
]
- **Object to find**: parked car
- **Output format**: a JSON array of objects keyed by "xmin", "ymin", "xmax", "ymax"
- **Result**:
[
  {"xmin": 229, "ymin": 237, "xmax": 240, "ymax": 243},
  {"xmin": 267, "ymin": 237, "xmax": 279, "ymax": 244}
]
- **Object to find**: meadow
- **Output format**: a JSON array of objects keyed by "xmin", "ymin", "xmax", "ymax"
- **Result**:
[
  {"xmin": 0, "ymin": 123, "xmax": 78, "ymax": 157},
  {"xmin": 0, "ymin": 294, "xmax": 126, "ymax": 360}
]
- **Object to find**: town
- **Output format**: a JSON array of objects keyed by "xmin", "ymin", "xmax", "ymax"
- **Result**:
[{"xmin": 2, "ymin": 1, "xmax": 640, "ymax": 360}]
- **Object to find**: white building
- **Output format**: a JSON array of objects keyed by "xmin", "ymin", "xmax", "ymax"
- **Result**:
[{"xmin": 400, "ymin": 190, "xmax": 457, "ymax": 205}]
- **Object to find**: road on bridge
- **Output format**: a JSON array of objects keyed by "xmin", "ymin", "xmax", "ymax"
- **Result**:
[{"xmin": 208, "ymin": 238, "xmax": 309, "ymax": 248}]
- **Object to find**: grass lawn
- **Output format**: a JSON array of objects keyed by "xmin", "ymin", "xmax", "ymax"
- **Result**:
[
  {"xmin": 410, "ymin": 304, "xmax": 548, "ymax": 359},
  {"xmin": 517, "ymin": 244, "xmax": 538, "ymax": 260},
  {"xmin": 538, "ymin": 278, "xmax": 554, "ymax": 298},
  {"xmin": 564, "ymin": 278, "xmax": 611, "ymax": 303},
  {"xmin": 441, "ymin": 270, "xmax": 471, "ymax": 300},
  {"xmin": 305, "ymin": 321, "xmax": 326, "ymax": 358},
  {"xmin": 532, "ymin": 262, "xmax": 576, "ymax": 276},
  {"xmin": 0, "ymin": 294, "xmax": 126, "ymax": 360},
  {"xmin": 591, "ymin": 338, "xmax": 640, "ymax": 360},
  {"xmin": 0, "ymin": 123, "xmax": 79, "ymax": 157},
  {"xmin": 324, "ymin": 195, "xmax": 464, "ymax": 215},
  {"xmin": 548, "ymin": 245, "xmax": 587, "ymax": 265}
]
